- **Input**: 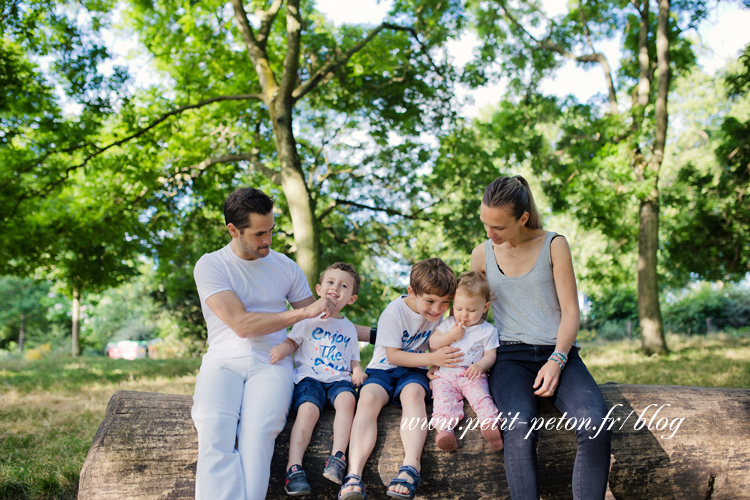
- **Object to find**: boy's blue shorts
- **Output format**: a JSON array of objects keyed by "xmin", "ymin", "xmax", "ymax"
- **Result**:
[
  {"xmin": 362, "ymin": 367, "xmax": 430, "ymax": 406},
  {"xmin": 292, "ymin": 377, "xmax": 356, "ymax": 413}
]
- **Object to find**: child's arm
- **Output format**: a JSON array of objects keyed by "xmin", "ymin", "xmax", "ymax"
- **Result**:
[
  {"xmin": 465, "ymin": 348, "xmax": 497, "ymax": 381},
  {"xmin": 350, "ymin": 361, "xmax": 367, "ymax": 387},
  {"xmin": 429, "ymin": 320, "xmax": 467, "ymax": 350},
  {"xmin": 269, "ymin": 338, "xmax": 298, "ymax": 364},
  {"xmin": 385, "ymin": 346, "xmax": 462, "ymax": 369}
]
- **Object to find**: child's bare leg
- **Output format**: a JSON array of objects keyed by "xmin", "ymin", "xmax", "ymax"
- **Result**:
[
  {"xmin": 389, "ymin": 383, "xmax": 427, "ymax": 496},
  {"xmin": 331, "ymin": 392, "xmax": 356, "ymax": 454},
  {"xmin": 339, "ymin": 384, "xmax": 389, "ymax": 496},
  {"xmin": 286, "ymin": 402, "xmax": 320, "ymax": 470}
]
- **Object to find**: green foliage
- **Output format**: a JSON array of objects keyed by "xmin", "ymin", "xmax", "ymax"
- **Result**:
[
  {"xmin": 587, "ymin": 284, "xmax": 640, "ymax": 323},
  {"xmin": 582, "ymin": 284, "xmax": 640, "ymax": 340},
  {"xmin": 582, "ymin": 281, "xmax": 750, "ymax": 339},
  {"xmin": 0, "ymin": 276, "xmax": 71, "ymax": 352},
  {"xmin": 663, "ymin": 283, "xmax": 750, "ymax": 335},
  {"xmin": 0, "ymin": 277, "xmax": 48, "ymax": 348},
  {"xmin": 0, "ymin": 0, "xmax": 129, "ymax": 226},
  {"xmin": 660, "ymin": 54, "xmax": 750, "ymax": 285},
  {"xmin": 2, "ymin": 0, "xmax": 462, "ymax": 340},
  {"xmin": 84, "ymin": 274, "xmax": 160, "ymax": 351}
]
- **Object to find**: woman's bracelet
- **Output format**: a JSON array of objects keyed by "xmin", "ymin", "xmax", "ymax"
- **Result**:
[{"xmin": 549, "ymin": 350, "xmax": 567, "ymax": 370}]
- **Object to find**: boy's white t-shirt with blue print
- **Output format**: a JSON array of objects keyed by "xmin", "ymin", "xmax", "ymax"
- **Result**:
[
  {"xmin": 288, "ymin": 316, "xmax": 360, "ymax": 384},
  {"xmin": 436, "ymin": 317, "xmax": 499, "ymax": 374},
  {"xmin": 367, "ymin": 295, "xmax": 442, "ymax": 371}
]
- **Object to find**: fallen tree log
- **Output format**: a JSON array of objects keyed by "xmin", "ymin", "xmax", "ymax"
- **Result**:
[{"xmin": 78, "ymin": 384, "xmax": 750, "ymax": 500}]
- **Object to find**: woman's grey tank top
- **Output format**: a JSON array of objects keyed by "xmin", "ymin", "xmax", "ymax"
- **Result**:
[{"xmin": 484, "ymin": 232, "xmax": 561, "ymax": 345}]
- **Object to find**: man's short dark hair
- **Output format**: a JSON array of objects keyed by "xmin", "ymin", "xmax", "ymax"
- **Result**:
[{"xmin": 224, "ymin": 188, "xmax": 274, "ymax": 231}]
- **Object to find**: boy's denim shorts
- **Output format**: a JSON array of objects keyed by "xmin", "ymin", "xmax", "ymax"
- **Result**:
[
  {"xmin": 362, "ymin": 366, "xmax": 430, "ymax": 406},
  {"xmin": 292, "ymin": 377, "xmax": 357, "ymax": 413}
]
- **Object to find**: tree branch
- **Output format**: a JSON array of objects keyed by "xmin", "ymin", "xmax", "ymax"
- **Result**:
[
  {"xmin": 292, "ymin": 22, "xmax": 441, "ymax": 102},
  {"xmin": 230, "ymin": 0, "xmax": 278, "ymax": 96},
  {"xmin": 185, "ymin": 153, "xmax": 282, "ymax": 185},
  {"xmin": 4, "ymin": 94, "xmax": 264, "ymax": 221},
  {"xmin": 323, "ymin": 197, "xmax": 429, "ymax": 221},
  {"xmin": 255, "ymin": 0, "xmax": 283, "ymax": 52},
  {"xmin": 499, "ymin": 0, "xmax": 618, "ymax": 112},
  {"xmin": 637, "ymin": 0, "xmax": 651, "ymax": 108},
  {"xmin": 280, "ymin": 0, "xmax": 302, "ymax": 100},
  {"xmin": 577, "ymin": 0, "xmax": 618, "ymax": 112}
]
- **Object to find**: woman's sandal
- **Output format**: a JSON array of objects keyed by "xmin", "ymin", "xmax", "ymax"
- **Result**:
[
  {"xmin": 338, "ymin": 473, "xmax": 367, "ymax": 500},
  {"xmin": 386, "ymin": 465, "xmax": 421, "ymax": 500}
]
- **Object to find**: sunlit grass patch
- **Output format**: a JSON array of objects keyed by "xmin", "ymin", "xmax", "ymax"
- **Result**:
[
  {"xmin": 0, "ymin": 355, "xmax": 200, "ymax": 500},
  {"xmin": 581, "ymin": 333, "xmax": 750, "ymax": 388}
]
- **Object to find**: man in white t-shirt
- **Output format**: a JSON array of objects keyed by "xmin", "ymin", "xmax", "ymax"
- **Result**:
[{"xmin": 191, "ymin": 187, "xmax": 342, "ymax": 500}]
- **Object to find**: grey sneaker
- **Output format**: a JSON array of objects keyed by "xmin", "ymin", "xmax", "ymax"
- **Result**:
[
  {"xmin": 322, "ymin": 453, "xmax": 347, "ymax": 484},
  {"xmin": 285, "ymin": 465, "xmax": 311, "ymax": 496}
]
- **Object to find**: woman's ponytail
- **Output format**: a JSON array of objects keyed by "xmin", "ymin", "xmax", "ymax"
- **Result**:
[{"xmin": 482, "ymin": 175, "xmax": 543, "ymax": 229}]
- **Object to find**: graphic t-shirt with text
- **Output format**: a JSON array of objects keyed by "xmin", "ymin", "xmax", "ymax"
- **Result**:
[
  {"xmin": 367, "ymin": 296, "xmax": 442, "ymax": 371},
  {"xmin": 288, "ymin": 316, "xmax": 360, "ymax": 384}
]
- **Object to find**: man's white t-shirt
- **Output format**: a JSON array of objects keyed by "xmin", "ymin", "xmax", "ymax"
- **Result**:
[
  {"xmin": 436, "ymin": 317, "xmax": 499, "ymax": 374},
  {"xmin": 193, "ymin": 245, "xmax": 312, "ymax": 365},
  {"xmin": 367, "ymin": 296, "xmax": 442, "ymax": 371},
  {"xmin": 288, "ymin": 316, "xmax": 360, "ymax": 384}
]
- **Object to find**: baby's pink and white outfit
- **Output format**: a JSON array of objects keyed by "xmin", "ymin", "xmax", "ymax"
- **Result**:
[{"xmin": 431, "ymin": 317, "xmax": 500, "ymax": 431}]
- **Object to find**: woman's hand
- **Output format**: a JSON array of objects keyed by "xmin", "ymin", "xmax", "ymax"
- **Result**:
[{"xmin": 533, "ymin": 360, "xmax": 562, "ymax": 397}]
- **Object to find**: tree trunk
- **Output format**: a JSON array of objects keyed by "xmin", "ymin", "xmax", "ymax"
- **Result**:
[
  {"xmin": 638, "ymin": 197, "xmax": 667, "ymax": 355},
  {"xmin": 271, "ymin": 103, "xmax": 320, "ymax": 289},
  {"xmin": 79, "ymin": 385, "xmax": 750, "ymax": 500},
  {"xmin": 231, "ymin": 0, "xmax": 320, "ymax": 288},
  {"xmin": 72, "ymin": 288, "xmax": 81, "ymax": 357},
  {"xmin": 18, "ymin": 312, "xmax": 25, "ymax": 353},
  {"xmin": 639, "ymin": 0, "xmax": 671, "ymax": 356}
]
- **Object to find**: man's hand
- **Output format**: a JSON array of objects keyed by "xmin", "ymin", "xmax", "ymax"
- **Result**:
[{"xmin": 304, "ymin": 296, "xmax": 337, "ymax": 319}]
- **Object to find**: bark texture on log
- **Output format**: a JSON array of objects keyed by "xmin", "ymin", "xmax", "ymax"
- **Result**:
[{"xmin": 78, "ymin": 384, "xmax": 750, "ymax": 500}]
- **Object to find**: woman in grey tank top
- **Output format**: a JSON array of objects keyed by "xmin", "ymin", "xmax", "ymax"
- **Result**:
[{"xmin": 470, "ymin": 175, "xmax": 611, "ymax": 500}]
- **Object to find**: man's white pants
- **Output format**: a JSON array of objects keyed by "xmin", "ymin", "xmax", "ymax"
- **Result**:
[{"xmin": 192, "ymin": 354, "xmax": 293, "ymax": 500}]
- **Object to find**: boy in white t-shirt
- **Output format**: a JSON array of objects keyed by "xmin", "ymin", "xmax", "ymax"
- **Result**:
[
  {"xmin": 338, "ymin": 258, "xmax": 463, "ymax": 500},
  {"xmin": 270, "ymin": 263, "xmax": 367, "ymax": 496},
  {"xmin": 428, "ymin": 271, "xmax": 503, "ymax": 453}
]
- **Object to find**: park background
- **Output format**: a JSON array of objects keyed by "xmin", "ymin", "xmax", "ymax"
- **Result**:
[{"xmin": 1, "ymin": 0, "xmax": 749, "ymax": 498}]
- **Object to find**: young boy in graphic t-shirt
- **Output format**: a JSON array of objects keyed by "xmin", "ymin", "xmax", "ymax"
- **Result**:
[
  {"xmin": 338, "ymin": 258, "xmax": 463, "ymax": 500},
  {"xmin": 270, "ymin": 262, "xmax": 366, "ymax": 496}
]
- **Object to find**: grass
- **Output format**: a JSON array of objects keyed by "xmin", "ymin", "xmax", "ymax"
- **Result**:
[
  {"xmin": 0, "ymin": 356, "xmax": 200, "ymax": 500},
  {"xmin": 1, "ymin": 332, "xmax": 748, "ymax": 499},
  {"xmin": 580, "ymin": 332, "xmax": 750, "ymax": 388}
]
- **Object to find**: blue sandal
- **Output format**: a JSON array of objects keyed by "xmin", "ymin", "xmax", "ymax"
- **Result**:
[
  {"xmin": 338, "ymin": 473, "xmax": 366, "ymax": 500},
  {"xmin": 386, "ymin": 465, "xmax": 421, "ymax": 500}
]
